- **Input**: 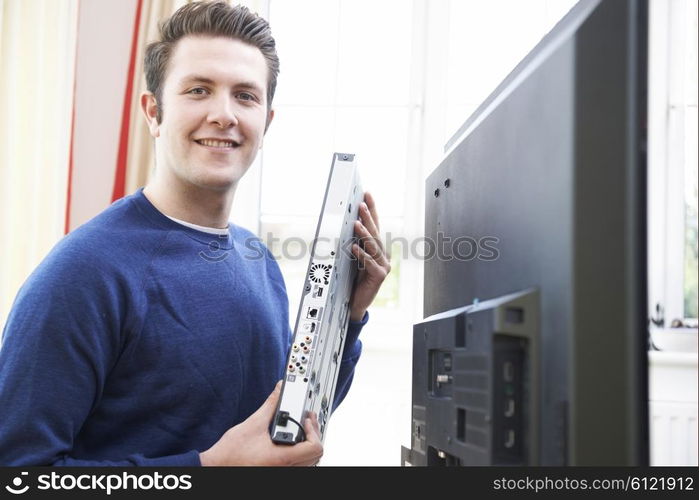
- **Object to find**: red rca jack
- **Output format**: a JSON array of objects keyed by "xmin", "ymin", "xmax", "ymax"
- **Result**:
[
  {"xmin": 302, "ymin": 345, "xmax": 310, "ymax": 354},
  {"xmin": 288, "ymin": 364, "xmax": 295, "ymax": 372},
  {"xmin": 304, "ymin": 336, "xmax": 313, "ymax": 344}
]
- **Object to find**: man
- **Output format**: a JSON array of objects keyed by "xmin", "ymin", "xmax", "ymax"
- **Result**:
[{"xmin": 0, "ymin": 1, "xmax": 389, "ymax": 466}]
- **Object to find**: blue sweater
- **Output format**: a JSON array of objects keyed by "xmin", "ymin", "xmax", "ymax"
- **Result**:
[{"xmin": 0, "ymin": 189, "xmax": 364, "ymax": 466}]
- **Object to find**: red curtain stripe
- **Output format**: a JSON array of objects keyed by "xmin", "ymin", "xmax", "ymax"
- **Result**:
[{"xmin": 112, "ymin": 0, "xmax": 144, "ymax": 203}]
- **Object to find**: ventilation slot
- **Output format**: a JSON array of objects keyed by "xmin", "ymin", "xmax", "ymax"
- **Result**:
[{"xmin": 309, "ymin": 263, "xmax": 332, "ymax": 285}]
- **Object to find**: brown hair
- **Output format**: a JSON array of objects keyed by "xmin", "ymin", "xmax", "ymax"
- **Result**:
[{"xmin": 144, "ymin": 1, "xmax": 279, "ymax": 123}]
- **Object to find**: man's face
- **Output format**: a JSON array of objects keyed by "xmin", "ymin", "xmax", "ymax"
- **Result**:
[{"xmin": 144, "ymin": 35, "xmax": 273, "ymax": 192}]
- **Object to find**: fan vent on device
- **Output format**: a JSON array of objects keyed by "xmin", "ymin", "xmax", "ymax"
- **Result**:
[{"xmin": 309, "ymin": 264, "xmax": 331, "ymax": 285}]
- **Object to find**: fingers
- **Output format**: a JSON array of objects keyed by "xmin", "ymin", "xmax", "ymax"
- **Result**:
[
  {"xmin": 307, "ymin": 411, "xmax": 321, "ymax": 438},
  {"xmin": 359, "ymin": 202, "xmax": 381, "ymax": 241},
  {"xmin": 364, "ymin": 191, "xmax": 380, "ymax": 232},
  {"xmin": 354, "ymin": 220, "xmax": 389, "ymax": 268},
  {"xmin": 356, "ymin": 192, "xmax": 390, "ymax": 266},
  {"xmin": 298, "ymin": 413, "xmax": 323, "ymax": 465},
  {"xmin": 358, "ymin": 203, "xmax": 385, "ymax": 258},
  {"xmin": 352, "ymin": 243, "xmax": 385, "ymax": 274},
  {"xmin": 274, "ymin": 412, "xmax": 323, "ymax": 466}
]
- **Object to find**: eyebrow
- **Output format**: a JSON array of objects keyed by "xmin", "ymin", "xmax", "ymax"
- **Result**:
[
  {"xmin": 179, "ymin": 75, "xmax": 215, "ymax": 86},
  {"xmin": 179, "ymin": 74, "xmax": 264, "ymax": 93}
]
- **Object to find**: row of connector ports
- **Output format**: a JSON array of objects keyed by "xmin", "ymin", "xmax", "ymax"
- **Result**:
[
  {"xmin": 291, "ymin": 287, "xmax": 323, "ymax": 375},
  {"xmin": 288, "ymin": 334, "xmax": 314, "ymax": 374}
]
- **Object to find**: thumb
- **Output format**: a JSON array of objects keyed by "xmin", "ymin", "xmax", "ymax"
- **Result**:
[{"xmin": 250, "ymin": 380, "xmax": 283, "ymax": 423}]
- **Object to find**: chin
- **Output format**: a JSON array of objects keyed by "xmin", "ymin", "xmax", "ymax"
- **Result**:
[{"xmin": 192, "ymin": 171, "xmax": 245, "ymax": 192}]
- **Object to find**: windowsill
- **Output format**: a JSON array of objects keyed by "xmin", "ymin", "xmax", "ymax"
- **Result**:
[{"xmin": 650, "ymin": 327, "xmax": 698, "ymax": 353}]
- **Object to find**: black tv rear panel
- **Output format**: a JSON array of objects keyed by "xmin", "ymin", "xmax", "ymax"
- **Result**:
[{"xmin": 402, "ymin": 289, "xmax": 540, "ymax": 466}]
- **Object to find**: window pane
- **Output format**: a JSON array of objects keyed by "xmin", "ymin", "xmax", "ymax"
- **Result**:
[
  {"xmin": 260, "ymin": 106, "xmax": 336, "ymax": 216},
  {"xmin": 336, "ymin": 0, "xmax": 413, "ymax": 106},
  {"xmin": 445, "ymin": 0, "xmax": 577, "ymax": 139},
  {"xmin": 262, "ymin": 107, "xmax": 411, "ymax": 218},
  {"xmin": 334, "ymin": 107, "xmax": 410, "ymax": 218},
  {"xmin": 446, "ymin": 0, "xmax": 542, "ymax": 135},
  {"xmin": 269, "ymin": 0, "xmax": 339, "ymax": 106}
]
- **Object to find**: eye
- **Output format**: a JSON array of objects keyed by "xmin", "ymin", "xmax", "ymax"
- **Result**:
[
  {"xmin": 187, "ymin": 87, "xmax": 209, "ymax": 96},
  {"xmin": 237, "ymin": 92, "xmax": 257, "ymax": 102}
]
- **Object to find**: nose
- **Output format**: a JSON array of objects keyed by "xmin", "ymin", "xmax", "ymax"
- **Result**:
[{"xmin": 208, "ymin": 94, "xmax": 238, "ymax": 129}]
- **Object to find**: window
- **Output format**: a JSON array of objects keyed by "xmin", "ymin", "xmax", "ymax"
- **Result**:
[
  {"xmin": 681, "ymin": 0, "xmax": 698, "ymax": 320},
  {"xmin": 648, "ymin": 0, "xmax": 699, "ymax": 326}
]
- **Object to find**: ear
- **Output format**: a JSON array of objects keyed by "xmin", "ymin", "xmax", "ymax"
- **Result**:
[
  {"xmin": 263, "ymin": 108, "xmax": 275, "ymax": 137},
  {"xmin": 140, "ymin": 92, "xmax": 161, "ymax": 138}
]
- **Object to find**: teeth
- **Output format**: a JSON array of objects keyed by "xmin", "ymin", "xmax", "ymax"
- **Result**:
[{"xmin": 198, "ymin": 139, "xmax": 235, "ymax": 148}]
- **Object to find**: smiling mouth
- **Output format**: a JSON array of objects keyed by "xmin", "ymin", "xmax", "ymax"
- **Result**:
[{"xmin": 194, "ymin": 139, "xmax": 240, "ymax": 149}]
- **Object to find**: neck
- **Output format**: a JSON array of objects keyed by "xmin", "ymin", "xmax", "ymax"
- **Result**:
[{"xmin": 143, "ymin": 174, "xmax": 236, "ymax": 229}]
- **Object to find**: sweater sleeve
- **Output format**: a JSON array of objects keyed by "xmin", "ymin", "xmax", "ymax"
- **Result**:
[
  {"xmin": 0, "ymin": 242, "xmax": 200, "ymax": 467},
  {"xmin": 331, "ymin": 311, "xmax": 368, "ymax": 411},
  {"xmin": 52, "ymin": 451, "xmax": 202, "ymax": 467}
]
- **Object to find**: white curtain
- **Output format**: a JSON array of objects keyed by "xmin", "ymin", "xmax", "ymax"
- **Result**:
[{"xmin": 0, "ymin": 0, "xmax": 78, "ymax": 331}]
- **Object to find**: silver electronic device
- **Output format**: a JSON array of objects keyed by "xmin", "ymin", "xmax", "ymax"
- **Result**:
[{"xmin": 271, "ymin": 152, "xmax": 362, "ymax": 445}]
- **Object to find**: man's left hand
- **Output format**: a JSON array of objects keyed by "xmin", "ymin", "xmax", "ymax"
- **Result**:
[{"xmin": 349, "ymin": 191, "xmax": 391, "ymax": 321}]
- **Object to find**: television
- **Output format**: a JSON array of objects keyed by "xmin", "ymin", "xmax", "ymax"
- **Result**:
[{"xmin": 402, "ymin": 0, "xmax": 648, "ymax": 465}]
